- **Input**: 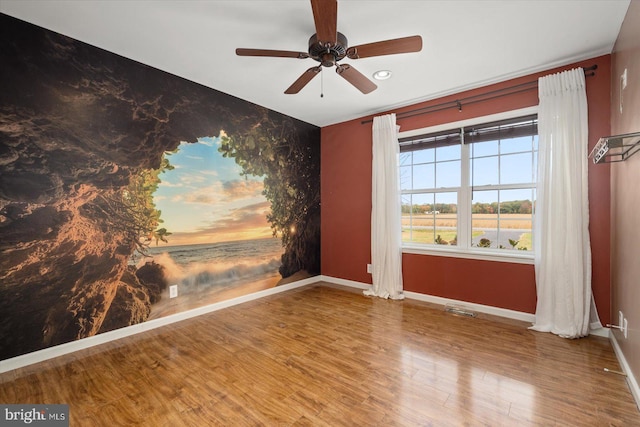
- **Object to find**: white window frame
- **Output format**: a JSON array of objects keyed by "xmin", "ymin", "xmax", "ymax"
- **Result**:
[{"xmin": 399, "ymin": 106, "xmax": 537, "ymax": 265}]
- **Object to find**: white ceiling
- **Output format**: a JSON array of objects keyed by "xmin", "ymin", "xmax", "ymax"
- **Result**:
[{"xmin": 1, "ymin": 0, "xmax": 631, "ymax": 127}]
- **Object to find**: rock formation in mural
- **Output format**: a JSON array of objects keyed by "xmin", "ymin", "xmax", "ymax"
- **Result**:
[{"xmin": 0, "ymin": 14, "xmax": 320, "ymax": 360}]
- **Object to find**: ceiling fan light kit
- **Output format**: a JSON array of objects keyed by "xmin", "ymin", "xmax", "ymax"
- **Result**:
[{"xmin": 236, "ymin": 0, "xmax": 422, "ymax": 95}]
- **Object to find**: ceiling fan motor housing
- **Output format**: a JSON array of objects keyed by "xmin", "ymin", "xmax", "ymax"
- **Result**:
[
  {"xmin": 308, "ymin": 32, "xmax": 348, "ymax": 67},
  {"xmin": 236, "ymin": 0, "xmax": 422, "ymax": 95}
]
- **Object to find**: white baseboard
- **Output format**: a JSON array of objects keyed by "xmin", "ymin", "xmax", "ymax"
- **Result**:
[
  {"xmin": 318, "ymin": 276, "xmax": 617, "ymax": 339},
  {"xmin": 610, "ymin": 332, "xmax": 640, "ymax": 411},
  {"xmin": 319, "ymin": 275, "xmax": 536, "ymax": 323},
  {"xmin": 404, "ymin": 290, "xmax": 536, "ymax": 323},
  {"xmin": 317, "ymin": 275, "xmax": 370, "ymax": 290},
  {"xmin": 589, "ymin": 327, "xmax": 610, "ymax": 338},
  {"xmin": 0, "ymin": 276, "xmax": 318, "ymax": 374}
]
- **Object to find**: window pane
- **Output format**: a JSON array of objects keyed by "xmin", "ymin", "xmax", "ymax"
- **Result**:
[
  {"xmin": 500, "ymin": 135, "xmax": 534, "ymax": 154},
  {"xmin": 413, "ymin": 163, "xmax": 435, "ymax": 190},
  {"xmin": 471, "ymin": 140, "xmax": 498, "ymax": 157},
  {"xmin": 399, "ymin": 152, "xmax": 412, "ymax": 167},
  {"xmin": 434, "ymin": 192, "xmax": 457, "ymax": 246},
  {"xmin": 435, "ymin": 191, "xmax": 458, "ymax": 210},
  {"xmin": 400, "ymin": 165, "xmax": 412, "ymax": 190},
  {"xmin": 413, "ymin": 148, "xmax": 434, "ymax": 164},
  {"xmin": 500, "ymin": 188, "xmax": 534, "ymax": 213},
  {"xmin": 472, "ymin": 190, "xmax": 498, "ymax": 249},
  {"xmin": 401, "ymin": 194, "xmax": 412, "ymax": 214},
  {"xmin": 401, "ymin": 192, "xmax": 458, "ymax": 245},
  {"xmin": 499, "ymin": 189, "xmax": 533, "ymax": 251},
  {"xmin": 402, "ymin": 193, "xmax": 435, "ymax": 244},
  {"xmin": 500, "ymin": 152, "xmax": 534, "ymax": 184},
  {"xmin": 412, "ymin": 193, "xmax": 434, "ymax": 211},
  {"xmin": 472, "ymin": 189, "xmax": 497, "ymax": 212},
  {"xmin": 471, "ymin": 189, "xmax": 534, "ymax": 250},
  {"xmin": 401, "ymin": 194, "xmax": 413, "ymax": 242},
  {"xmin": 436, "ymin": 160, "xmax": 461, "ymax": 187},
  {"xmin": 436, "ymin": 144, "xmax": 460, "ymax": 161},
  {"xmin": 472, "ymin": 156, "xmax": 498, "ymax": 186}
]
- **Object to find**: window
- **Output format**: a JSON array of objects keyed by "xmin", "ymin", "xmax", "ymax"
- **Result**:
[{"xmin": 399, "ymin": 110, "xmax": 537, "ymax": 260}]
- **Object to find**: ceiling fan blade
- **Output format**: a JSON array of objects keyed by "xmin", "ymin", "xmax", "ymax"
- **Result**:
[
  {"xmin": 236, "ymin": 48, "xmax": 309, "ymax": 59},
  {"xmin": 336, "ymin": 64, "xmax": 377, "ymax": 94},
  {"xmin": 311, "ymin": 0, "xmax": 337, "ymax": 45},
  {"xmin": 285, "ymin": 66, "xmax": 322, "ymax": 94},
  {"xmin": 347, "ymin": 35, "xmax": 423, "ymax": 59}
]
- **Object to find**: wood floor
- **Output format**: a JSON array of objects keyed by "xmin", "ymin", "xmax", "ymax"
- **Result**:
[{"xmin": 1, "ymin": 282, "xmax": 639, "ymax": 426}]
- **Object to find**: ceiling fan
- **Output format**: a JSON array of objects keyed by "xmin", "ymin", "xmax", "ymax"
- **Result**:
[{"xmin": 236, "ymin": 0, "xmax": 422, "ymax": 95}]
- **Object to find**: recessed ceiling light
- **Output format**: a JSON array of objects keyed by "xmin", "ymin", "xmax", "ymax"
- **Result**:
[{"xmin": 373, "ymin": 70, "xmax": 392, "ymax": 80}]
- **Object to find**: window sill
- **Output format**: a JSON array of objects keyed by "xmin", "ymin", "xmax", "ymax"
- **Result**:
[{"xmin": 402, "ymin": 244, "xmax": 534, "ymax": 265}]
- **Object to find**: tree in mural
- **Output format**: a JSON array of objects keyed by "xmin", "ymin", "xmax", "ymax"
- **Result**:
[
  {"xmin": 93, "ymin": 156, "xmax": 174, "ymax": 257},
  {"xmin": 219, "ymin": 110, "xmax": 320, "ymax": 277}
]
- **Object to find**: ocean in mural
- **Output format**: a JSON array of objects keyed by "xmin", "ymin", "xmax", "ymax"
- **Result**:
[
  {"xmin": 0, "ymin": 13, "xmax": 320, "ymax": 360},
  {"xmin": 137, "ymin": 238, "xmax": 283, "ymax": 318}
]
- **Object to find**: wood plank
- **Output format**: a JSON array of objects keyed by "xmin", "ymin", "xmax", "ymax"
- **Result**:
[{"xmin": 0, "ymin": 282, "xmax": 638, "ymax": 425}]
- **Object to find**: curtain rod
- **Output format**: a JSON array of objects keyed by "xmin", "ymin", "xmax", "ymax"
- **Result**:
[{"xmin": 361, "ymin": 64, "xmax": 597, "ymax": 124}]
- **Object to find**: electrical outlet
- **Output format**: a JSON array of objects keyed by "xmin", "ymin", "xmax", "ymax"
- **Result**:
[
  {"xmin": 624, "ymin": 318, "xmax": 628, "ymax": 339},
  {"xmin": 367, "ymin": 264, "xmax": 372, "ymax": 274},
  {"xmin": 169, "ymin": 285, "xmax": 178, "ymax": 298}
]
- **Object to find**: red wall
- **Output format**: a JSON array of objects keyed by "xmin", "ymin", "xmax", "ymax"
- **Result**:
[{"xmin": 321, "ymin": 55, "xmax": 612, "ymax": 320}]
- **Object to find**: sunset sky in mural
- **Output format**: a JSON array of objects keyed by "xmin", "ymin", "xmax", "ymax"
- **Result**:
[{"xmin": 153, "ymin": 136, "xmax": 272, "ymax": 246}]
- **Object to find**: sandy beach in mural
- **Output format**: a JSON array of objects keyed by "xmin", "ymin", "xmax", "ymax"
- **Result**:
[
  {"xmin": 138, "ymin": 238, "xmax": 285, "ymax": 319},
  {"xmin": 149, "ymin": 274, "xmax": 282, "ymax": 319}
]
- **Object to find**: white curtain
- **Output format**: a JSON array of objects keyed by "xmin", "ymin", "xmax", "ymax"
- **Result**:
[
  {"xmin": 365, "ymin": 114, "xmax": 404, "ymax": 300},
  {"xmin": 531, "ymin": 67, "xmax": 598, "ymax": 338}
]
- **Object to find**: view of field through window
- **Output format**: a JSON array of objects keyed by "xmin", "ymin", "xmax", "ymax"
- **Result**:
[{"xmin": 401, "ymin": 116, "xmax": 537, "ymax": 252}]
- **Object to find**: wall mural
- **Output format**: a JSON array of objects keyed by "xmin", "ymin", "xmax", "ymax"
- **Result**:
[{"xmin": 0, "ymin": 14, "xmax": 320, "ymax": 361}]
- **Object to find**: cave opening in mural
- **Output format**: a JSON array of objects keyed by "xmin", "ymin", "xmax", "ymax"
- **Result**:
[{"xmin": 136, "ymin": 136, "xmax": 285, "ymax": 319}]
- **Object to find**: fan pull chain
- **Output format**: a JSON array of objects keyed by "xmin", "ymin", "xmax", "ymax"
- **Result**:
[{"xmin": 320, "ymin": 69, "xmax": 324, "ymax": 98}]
